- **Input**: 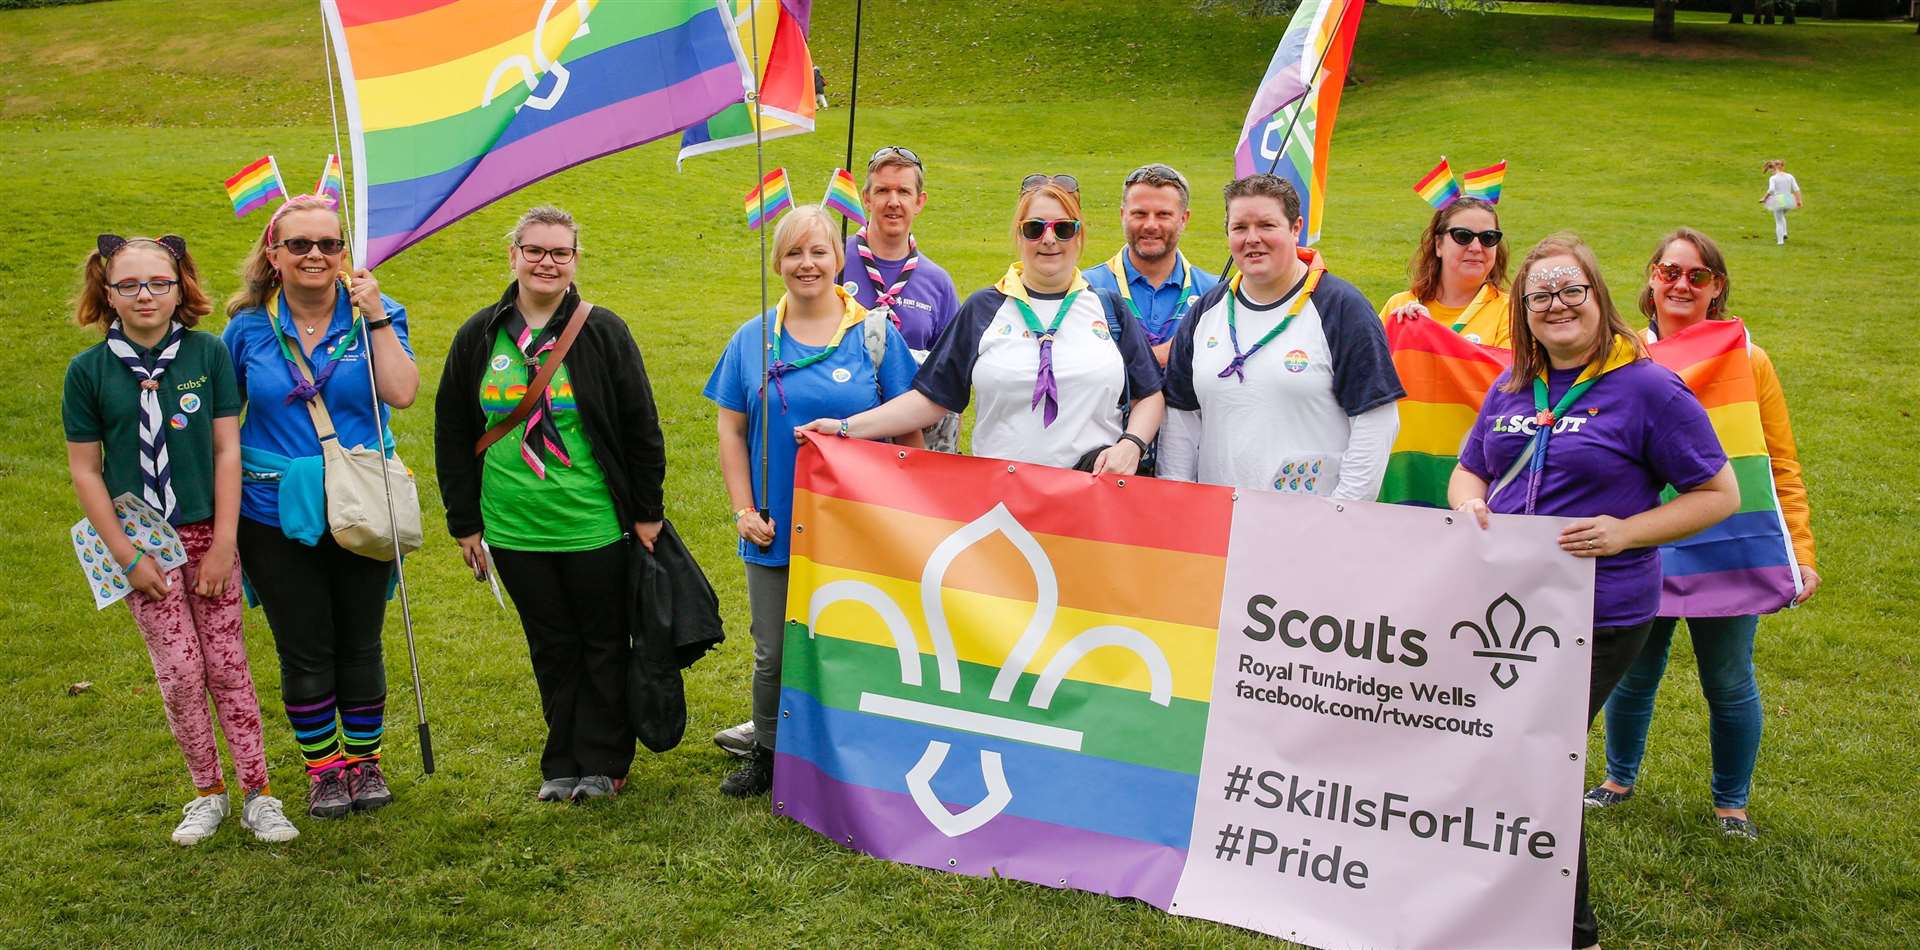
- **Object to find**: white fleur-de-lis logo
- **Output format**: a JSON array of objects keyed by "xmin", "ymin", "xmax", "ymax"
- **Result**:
[
  {"xmin": 483, "ymin": 0, "xmax": 593, "ymax": 112},
  {"xmin": 1450, "ymin": 593, "xmax": 1561, "ymax": 690},
  {"xmin": 808, "ymin": 503, "xmax": 1173, "ymax": 837}
]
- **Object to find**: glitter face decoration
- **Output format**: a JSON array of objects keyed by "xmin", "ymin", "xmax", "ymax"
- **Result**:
[{"xmin": 1527, "ymin": 264, "xmax": 1585, "ymax": 289}]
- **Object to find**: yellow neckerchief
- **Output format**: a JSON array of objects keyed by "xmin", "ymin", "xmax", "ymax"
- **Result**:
[
  {"xmin": 1227, "ymin": 247, "xmax": 1326, "ymax": 318},
  {"xmin": 1102, "ymin": 248, "xmax": 1193, "ymax": 314},
  {"xmin": 1431, "ymin": 282, "xmax": 1500, "ymax": 334},
  {"xmin": 1540, "ymin": 332, "xmax": 1641, "ymax": 388},
  {"xmin": 995, "ymin": 261, "xmax": 1090, "ymax": 305},
  {"xmin": 772, "ymin": 283, "xmax": 867, "ymax": 356}
]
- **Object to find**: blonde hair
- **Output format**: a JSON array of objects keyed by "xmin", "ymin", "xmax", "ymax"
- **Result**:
[
  {"xmin": 226, "ymin": 194, "xmax": 341, "ymax": 316},
  {"xmin": 1408, "ymin": 197, "xmax": 1509, "ymax": 302},
  {"xmin": 1763, "ymin": 159, "xmax": 1786, "ymax": 173},
  {"xmin": 508, "ymin": 204, "xmax": 580, "ymax": 248},
  {"xmin": 1502, "ymin": 233, "xmax": 1646, "ymax": 392},
  {"xmin": 1011, "ymin": 182, "xmax": 1085, "ymax": 251},
  {"xmin": 73, "ymin": 238, "xmax": 213, "ymax": 331},
  {"xmin": 769, "ymin": 205, "xmax": 843, "ymax": 272}
]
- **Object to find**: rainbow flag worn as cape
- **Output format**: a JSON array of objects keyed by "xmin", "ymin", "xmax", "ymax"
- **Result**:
[
  {"xmin": 1232, "ymin": 0, "xmax": 1365, "ymax": 245},
  {"xmin": 822, "ymin": 167, "xmax": 865, "ymax": 226},
  {"xmin": 321, "ymin": 0, "xmax": 745, "ymax": 268},
  {"xmin": 678, "ymin": 0, "xmax": 816, "ymax": 165},
  {"xmin": 778, "ymin": 435, "xmax": 1232, "ymax": 907},
  {"xmin": 743, "ymin": 168, "xmax": 792, "ymax": 229},
  {"xmin": 1647, "ymin": 319, "xmax": 1801, "ymax": 615},
  {"xmin": 224, "ymin": 156, "xmax": 287, "ymax": 218},
  {"xmin": 1460, "ymin": 160, "xmax": 1506, "ymax": 204},
  {"xmin": 314, "ymin": 154, "xmax": 346, "ymax": 208},
  {"xmin": 1378, "ymin": 315, "xmax": 1512, "ymax": 507}
]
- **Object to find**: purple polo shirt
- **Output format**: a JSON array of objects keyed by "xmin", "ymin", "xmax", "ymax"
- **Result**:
[
  {"xmin": 840, "ymin": 235, "xmax": 960, "ymax": 351},
  {"xmin": 1460, "ymin": 358, "xmax": 1726, "ymax": 628}
]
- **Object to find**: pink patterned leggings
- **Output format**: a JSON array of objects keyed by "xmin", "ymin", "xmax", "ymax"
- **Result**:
[{"xmin": 126, "ymin": 521, "xmax": 270, "ymax": 792}]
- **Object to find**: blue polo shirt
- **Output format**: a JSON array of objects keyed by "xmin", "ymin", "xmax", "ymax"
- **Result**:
[
  {"xmin": 703, "ymin": 310, "xmax": 918, "ymax": 566},
  {"xmin": 223, "ymin": 290, "xmax": 412, "ymax": 527},
  {"xmin": 1082, "ymin": 251, "xmax": 1219, "ymax": 344}
]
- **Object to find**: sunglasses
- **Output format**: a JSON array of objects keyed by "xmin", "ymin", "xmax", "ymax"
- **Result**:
[
  {"xmin": 1444, "ymin": 227, "xmax": 1503, "ymax": 248},
  {"xmin": 275, "ymin": 237, "xmax": 347, "ymax": 256},
  {"xmin": 1021, "ymin": 173, "xmax": 1079, "ymax": 195},
  {"xmin": 1649, "ymin": 262, "xmax": 1717, "ymax": 288},
  {"xmin": 1019, "ymin": 218, "xmax": 1082, "ymax": 241},
  {"xmin": 1522, "ymin": 284, "xmax": 1592, "ymax": 313},
  {"xmin": 868, "ymin": 145, "xmax": 922, "ymax": 169}
]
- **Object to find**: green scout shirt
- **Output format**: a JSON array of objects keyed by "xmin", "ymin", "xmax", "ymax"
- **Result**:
[
  {"xmin": 61, "ymin": 329, "xmax": 241, "ymax": 525},
  {"xmin": 479, "ymin": 328, "xmax": 623, "ymax": 552}
]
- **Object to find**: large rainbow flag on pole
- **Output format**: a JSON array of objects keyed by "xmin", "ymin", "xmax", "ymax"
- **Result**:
[
  {"xmin": 677, "ymin": 0, "xmax": 816, "ymax": 166},
  {"xmin": 778, "ymin": 434, "xmax": 1231, "ymax": 906},
  {"xmin": 320, "ymin": 0, "xmax": 746, "ymax": 268},
  {"xmin": 1646, "ymin": 319, "xmax": 1802, "ymax": 615},
  {"xmin": 1378, "ymin": 315, "xmax": 1511, "ymax": 508},
  {"xmin": 1231, "ymin": 0, "xmax": 1366, "ymax": 245}
]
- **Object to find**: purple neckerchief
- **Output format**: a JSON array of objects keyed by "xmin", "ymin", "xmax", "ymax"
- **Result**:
[{"xmin": 270, "ymin": 290, "xmax": 360, "ymax": 405}]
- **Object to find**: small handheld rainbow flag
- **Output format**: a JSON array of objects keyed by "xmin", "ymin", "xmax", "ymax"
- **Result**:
[
  {"xmin": 821, "ymin": 168, "xmax": 865, "ymax": 226},
  {"xmin": 1413, "ymin": 157, "xmax": 1461, "ymax": 209},
  {"xmin": 1461, "ymin": 160, "xmax": 1507, "ymax": 204},
  {"xmin": 224, "ymin": 155, "xmax": 287, "ymax": 218},
  {"xmin": 314, "ymin": 154, "xmax": 346, "ymax": 209},
  {"xmin": 744, "ymin": 168, "xmax": 793, "ymax": 230}
]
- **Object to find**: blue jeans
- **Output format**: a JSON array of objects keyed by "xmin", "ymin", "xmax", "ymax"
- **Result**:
[{"xmin": 1601, "ymin": 614, "xmax": 1763, "ymax": 809}]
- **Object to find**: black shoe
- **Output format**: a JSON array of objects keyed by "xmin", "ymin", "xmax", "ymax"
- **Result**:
[
  {"xmin": 1583, "ymin": 784, "xmax": 1633, "ymax": 809},
  {"xmin": 719, "ymin": 746, "xmax": 773, "ymax": 798},
  {"xmin": 1718, "ymin": 815, "xmax": 1760, "ymax": 840}
]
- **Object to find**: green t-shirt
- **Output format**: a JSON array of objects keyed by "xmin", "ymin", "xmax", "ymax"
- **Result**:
[
  {"xmin": 479, "ymin": 327, "xmax": 623, "ymax": 552},
  {"xmin": 62, "ymin": 329, "xmax": 241, "ymax": 525}
]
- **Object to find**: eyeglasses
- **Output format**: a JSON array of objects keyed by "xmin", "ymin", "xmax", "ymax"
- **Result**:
[
  {"xmin": 1021, "ymin": 173, "xmax": 1079, "ymax": 195},
  {"xmin": 1649, "ymin": 262, "xmax": 1716, "ymax": 288},
  {"xmin": 868, "ymin": 145, "xmax": 923, "ymax": 169},
  {"xmin": 1019, "ymin": 218, "xmax": 1082, "ymax": 241},
  {"xmin": 515, "ymin": 244, "xmax": 578, "ymax": 264},
  {"xmin": 275, "ymin": 237, "xmax": 347, "ymax": 256},
  {"xmin": 1444, "ymin": 227, "xmax": 1503, "ymax": 248},
  {"xmin": 1522, "ymin": 284, "xmax": 1592, "ymax": 312},
  {"xmin": 108, "ymin": 278, "xmax": 177, "ymax": 297}
]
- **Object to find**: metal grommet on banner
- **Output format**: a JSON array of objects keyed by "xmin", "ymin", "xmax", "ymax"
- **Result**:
[
  {"xmin": 897, "ymin": 450, "xmax": 907, "ymax": 459},
  {"xmin": 1057, "ymin": 878, "xmax": 1067, "ymax": 886},
  {"xmin": 1576, "ymin": 637, "xmax": 1587, "ymax": 646},
  {"xmin": 947, "ymin": 858, "xmax": 958, "ymax": 867},
  {"xmin": 795, "ymin": 523, "xmax": 805, "ymax": 533},
  {"xmin": 782, "ymin": 710, "xmax": 791, "ymax": 718},
  {"xmin": 1568, "ymin": 752, "xmax": 1579, "ymax": 760},
  {"xmin": 1334, "ymin": 503, "xmax": 1345, "ymax": 513},
  {"xmin": 1231, "ymin": 491, "xmax": 1240, "ymax": 500},
  {"xmin": 1115, "ymin": 479, "xmax": 1126, "ymax": 488},
  {"xmin": 845, "ymin": 835, "xmax": 854, "ymax": 845},
  {"xmin": 775, "ymin": 801, "xmax": 785, "ymax": 810},
  {"xmin": 1007, "ymin": 465, "xmax": 1016, "ymax": 473},
  {"xmin": 1444, "ymin": 515, "xmax": 1455, "ymax": 525},
  {"xmin": 1561, "ymin": 868, "xmax": 1571, "ymax": 877}
]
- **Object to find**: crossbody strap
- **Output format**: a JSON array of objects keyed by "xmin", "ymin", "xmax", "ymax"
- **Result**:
[{"xmin": 474, "ymin": 298, "xmax": 592, "ymax": 457}]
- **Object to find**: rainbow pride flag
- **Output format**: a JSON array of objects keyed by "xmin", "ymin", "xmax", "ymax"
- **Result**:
[
  {"xmin": 321, "ymin": 0, "xmax": 745, "ymax": 268},
  {"xmin": 678, "ymin": 0, "xmax": 816, "ymax": 165},
  {"xmin": 1647, "ymin": 319, "xmax": 1801, "ymax": 615},
  {"xmin": 223, "ymin": 155, "xmax": 287, "ymax": 218},
  {"xmin": 743, "ymin": 167, "xmax": 791, "ymax": 229},
  {"xmin": 1461, "ymin": 159, "xmax": 1506, "ymax": 204},
  {"xmin": 1379, "ymin": 315, "xmax": 1511, "ymax": 507},
  {"xmin": 778, "ymin": 435, "xmax": 1232, "ymax": 906},
  {"xmin": 1232, "ymin": 0, "xmax": 1365, "ymax": 245},
  {"xmin": 822, "ymin": 168, "xmax": 865, "ymax": 226},
  {"xmin": 314, "ymin": 154, "xmax": 346, "ymax": 208},
  {"xmin": 1414, "ymin": 157, "xmax": 1462, "ymax": 209}
]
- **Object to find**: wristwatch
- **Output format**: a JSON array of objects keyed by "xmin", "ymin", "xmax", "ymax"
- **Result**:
[{"xmin": 366, "ymin": 315, "xmax": 395, "ymax": 331}]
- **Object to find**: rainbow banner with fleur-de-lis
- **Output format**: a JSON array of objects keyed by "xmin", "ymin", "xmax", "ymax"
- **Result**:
[{"xmin": 779, "ymin": 435, "xmax": 1599, "ymax": 948}]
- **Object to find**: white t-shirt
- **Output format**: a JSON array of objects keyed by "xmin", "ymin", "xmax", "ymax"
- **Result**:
[
  {"xmin": 1767, "ymin": 172, "xmax": 1800, "ymax": 211},
  {"xmin": 915, "ymin": 285, "xmax": 1163, "ymax": 469},
  {"xmin": 1161, "ymin": 272, "xmax": 1403, "ymax": 494}
]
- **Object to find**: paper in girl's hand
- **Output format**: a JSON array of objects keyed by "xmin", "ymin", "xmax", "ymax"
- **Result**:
[
  {"xmin": 481, "ymin": 541, "xmax": 506, "ymax": 610},
  {"xmin": 71, "ymin": 495, "xmax": 191, "ymax": 610}
]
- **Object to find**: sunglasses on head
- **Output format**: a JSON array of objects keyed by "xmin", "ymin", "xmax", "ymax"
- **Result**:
[
  {"xmin": 1019, "ymin": 218, "xmax": 1082, "ymax": 241},
  {"xmin": 1021, "ymin": 173, "xmax": 1079, "ymax": 195},
  {"xmin": 275, "ymin": 237, "xmax": 347, "ymax": 256},
  {"xmin": 868, "ymin": 145, "xmax": 922, "ymax": 169},
  {"xmin": 1650, "ymin": 262, "xmax": 1717, "ymax": 287},
  {"xmin": 1443, "ymin": 227, "xmax": 1502, "ymax": 248}
]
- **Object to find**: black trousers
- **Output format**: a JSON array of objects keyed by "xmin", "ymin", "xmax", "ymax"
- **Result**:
[
  {"xmin": 237, "ymin": 516, "xmax": 391, "ymax": 707},
  {"xmin": 1574, "ymin": 620, "xmax": 1655, "ymax": 948},
  {"xmin": 491, "ymin": 541, "xmax": 635, "ymax": 780}
]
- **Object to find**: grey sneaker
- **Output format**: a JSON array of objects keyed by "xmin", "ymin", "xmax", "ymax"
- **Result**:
[
  {"xmin": 240, "ymin": 791, "xmax": 300, "ymax": 843},
  {"xmin": 537, "ymin": 777, "xmax": 579, "ymax": 802},
  {"xmin": 171, "ymin": 793, "xmax": 229, "ymax": 845},
  {"xmin": 308, "ymin": 770, "xmax": 353, "ymax": 819},
  {"xmin": 347, "ymin": 762, "xmax": 393, "ymax": 812},
  {"xmin": 714, "ymin": 720, "xmax": 757, "ymax": 758},
  {"xmin": 571, "ymin": 775, "xmax": 618, "ymax": 802}
]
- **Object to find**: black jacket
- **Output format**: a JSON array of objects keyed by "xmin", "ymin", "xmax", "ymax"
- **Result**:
[
  {"xmin": 626, "ymin": 519, "xmax": 726, "ymax": 752},
  {"xmin": 435, "ymin": 283, "xmax": 666, "ymax": 538}
]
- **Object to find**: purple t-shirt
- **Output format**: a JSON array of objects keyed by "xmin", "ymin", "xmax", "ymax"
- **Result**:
[
  {"xmin": 1460, "ymin": 358, "xmax": 1726, "ymax": 628},
  {"xmin": 840, "ymin": 235, "xmax": 960, "ymax": 351}
]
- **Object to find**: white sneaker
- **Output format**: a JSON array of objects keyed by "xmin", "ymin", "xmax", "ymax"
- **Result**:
[
  {"xmin": 713, "ymin": 721, "xmax": 757, "ymax": 757},
  {"xmin": 171, "ymin": 793, "xmax": 229, "ymax": 846},
  {"xmin": 241, "ymin": 793, "xmax": 301, "ymax": 843}
]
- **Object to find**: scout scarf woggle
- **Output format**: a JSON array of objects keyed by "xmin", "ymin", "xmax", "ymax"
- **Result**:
[
  {"xmin": 1218, "ymin": 248, "xmax": 1326, "ymax": 383},
  {"xmin": 105, "ymin": 319, "xmax": 188, "ymax": 519},
  {"xmin": 504, "ymin": 302, "xmax": 575, "ymax": 478},
  {"xmin": 1101, "ymin": 248, "xmax": 1194, "ymax": 345},
  {"xmin": 855, "ymin": 228, "xmax": 917, "ymax": 328},
  {"xmin": 996, "ymin": 263, "xmax": 1091, "ymax": 427},
  {"xmin": 763, "ymin": 285, "xmax": 868, "ymax": 412}
]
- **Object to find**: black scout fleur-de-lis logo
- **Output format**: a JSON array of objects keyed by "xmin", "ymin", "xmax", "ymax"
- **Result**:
[{"xmin": 1450, "ymin": 593, "xmax": 1561, "ymax": 690}]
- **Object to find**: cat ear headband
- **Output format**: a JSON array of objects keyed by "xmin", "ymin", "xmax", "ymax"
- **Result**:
[
  {"xmin": 1413, "ymin": 157, "xmax": 1507, "ymax": 209},
  {"xmin": 97, "ymin": 234, "xmax": 188, "ymax": 260}
]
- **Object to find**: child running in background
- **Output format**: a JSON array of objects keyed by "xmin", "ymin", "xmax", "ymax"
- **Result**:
[
  {"xmin": 62, "ymin": 234, "xmax": 299, "ymax": 846},
  {"xmin": 1762, "ymin": 159, "xmax": 1801, "ymax": 245}
]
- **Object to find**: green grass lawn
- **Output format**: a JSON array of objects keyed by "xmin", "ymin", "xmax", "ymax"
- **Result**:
[{"xmin": 2, "ymin": 0, "xmax": 1916, "ymax": 946}]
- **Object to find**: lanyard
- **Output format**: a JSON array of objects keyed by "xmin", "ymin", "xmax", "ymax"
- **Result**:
[
  {"xmin": 1218, "ymin": 264, "xmax": 1324, "ymax": 383},
  {"xmin": 1447, "ymin": 283, "xmax": 1499, "ymax": 335},
  {"xmin": 1106, "ymin": 249, "xmax": 1193, "ymax": 341},
  {"xmin": 1010, "ymin": 290, "xmax": 1083, "ymax": 428}
]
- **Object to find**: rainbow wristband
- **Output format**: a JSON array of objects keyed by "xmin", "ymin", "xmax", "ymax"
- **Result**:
[{"xmin": 123, "ymin": 550, "xmax": 144, "ymax": 573}]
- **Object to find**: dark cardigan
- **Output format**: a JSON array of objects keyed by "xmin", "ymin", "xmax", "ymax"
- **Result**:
[{"xmin": 434, "ymin": 283, "xmax": 666, "ymax": 539}]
